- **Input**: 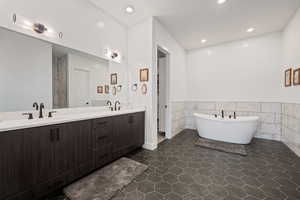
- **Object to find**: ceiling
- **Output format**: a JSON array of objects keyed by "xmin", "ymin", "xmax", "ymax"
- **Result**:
[{"xmin": 89, "ymin": 0, "xmax": 300, "ymax": 50}]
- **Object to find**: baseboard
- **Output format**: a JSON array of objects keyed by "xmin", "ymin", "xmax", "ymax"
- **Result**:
[
  {"xmin": 282, "ymin": 141, "xmax": 300, "ymax": 157},
  {"xmin": 143, "ymin": 142, "xmax": 157, "ymax": 151}
]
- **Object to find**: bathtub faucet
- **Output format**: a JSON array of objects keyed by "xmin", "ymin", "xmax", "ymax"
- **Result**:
[{"xmin": 221, "ymin": 110, "xmax": 224, "ymax": 118}]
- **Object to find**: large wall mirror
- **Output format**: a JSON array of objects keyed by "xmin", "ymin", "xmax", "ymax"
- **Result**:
[{"xmin": 0, "ymin": 27, "xmax": 113, "ymax": 112}]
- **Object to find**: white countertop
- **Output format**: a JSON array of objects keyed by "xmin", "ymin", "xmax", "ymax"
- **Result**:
[{"xmin": 0, "ymin": 107, "xmax": 146, "ymax": 132}]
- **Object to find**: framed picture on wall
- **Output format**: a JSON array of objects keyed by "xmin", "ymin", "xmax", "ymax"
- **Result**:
[
  {"xmin": 140, "ymin": 68, "xmax": 149, "ymax": 82},
  {"xmin": 285, "ymin": 68, "xmax": 292, "ymax": 87},
  {"xmin": 111, "ymin": 73, "xmax": 117, "ymax": 85},
  {"xmin": 105, "ymin": 85, "xmax": 109, "ymax": 94},
  {"xmin": 97, "ymin": 86, "xmax": 103, "ymax": 94},
  {"xmin": 293, "ymin": 68, "xmax": 300, "ymax": 86}
]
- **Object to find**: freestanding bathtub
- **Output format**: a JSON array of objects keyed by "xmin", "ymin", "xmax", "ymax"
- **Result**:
[{"xmin": 194, "ymin": 113, "xmax": 259, "ymax": 144}]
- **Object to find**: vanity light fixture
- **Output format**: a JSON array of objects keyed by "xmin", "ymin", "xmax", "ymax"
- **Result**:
[
  {"xmin": 12, "ymin": 13, "xmax": 63, "ymax": 38},
  {"xmin": 247, "ymin": 27, "xmax": 255, "ymax": 33},
  {"xmin": 201, "ymin": 39, "xmax": 207, "ymax": 43},
  {"xmin": 125, "ymin": 5, "xmax": 135, "ymax": 14},
  {"xmin": 104, "ymin": 47, "xmax": 122, "ymax": 63},
  {"xmin": 218, "ymin": 0, "xmax": 227, "ymax": 5}
]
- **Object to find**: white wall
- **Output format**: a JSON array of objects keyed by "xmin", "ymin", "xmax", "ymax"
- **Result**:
[
  {"xmin": 127, "ymin": 17, "xmax": 188, "ymax": 149},
  {"xmin": 0, "ymin": 0, "xmax": 127, "ymax": 62},
  {"xmin": 153, "ymin": 19, "xmax": 187, "ymax": 138},
  {"xmin": 282, "ymin": 8, "xmax": 300, "ymax": 104},
  {"xmin": 128, "ymin": 18, "xmax": 155, "ymax": 150},
  {"xmin": 68, "ymin": 53, "xmax": 109, "ymax": 107},
  {"xmin": 187, "ymin": 32, "xmax": 283, "ymax": 102},
  {"xmin": 153, "ymin": 19, "xmax": 187, "ymax": 102},
  {"xmin": 281, "ymin": 8, "xmax": 300, "ymax": 157},
  {"xmin": 0, "ymin": 28, "xmax": 52, "ymax": 112}
]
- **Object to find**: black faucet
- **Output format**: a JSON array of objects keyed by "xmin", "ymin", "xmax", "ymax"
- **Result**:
[
  {"xmin": 107, "ymin": 100, "xmax": 113, "ymax": 111},
  {"xmin": 221, "ymin": 110, "xmax": 224, "ymax": 118},
  {"xmin": 33, "ymin": 102, "xmax": 39, "ymax": 111},
  {"xmin": 114, "ymin": 101, "xmax": 121, "ymax": 111},
  {"xmin": 39, "ymin": 103, "xmax": 45, "ymax": 118},
  {"xmin": 48, "ymin": 111, "xmax": 57, "ymax": 118},
  {"xmin": 234, "ymin": 112, "xmax": 236, "ymax": 119}
]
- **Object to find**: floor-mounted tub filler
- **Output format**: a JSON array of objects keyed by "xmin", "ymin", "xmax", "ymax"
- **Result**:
[{"xmin": 194, "ymin": 113, "xmax": 259, "ymax": 144}]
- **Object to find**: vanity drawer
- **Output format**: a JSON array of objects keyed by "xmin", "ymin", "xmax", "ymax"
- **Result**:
[
  {"xmin": 92, "ymin": 117, "xmax": 113, "ymax": 133},
  {"xmin": 92, "ymin": 117, "xmax": 113, "ymax": 150}
]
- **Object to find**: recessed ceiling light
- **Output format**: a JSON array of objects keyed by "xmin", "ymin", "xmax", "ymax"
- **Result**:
[
  {"xmin": 201, "ymin": 39, "xmax": 207, "ymax": 43},
  {"xmin": 218, "ymin": 0, "xmax": 227, "ymax": 4},
  {"xmin": 97, "ymin": 21, "xmax": 105, "ymax": 28},
  {"xmin": 125, "ymin": 5, "xmax": 135, "ymax": 14},
  {"xmin": 247, "ymin": 27, "xmax": 255, "ymax": 33}
]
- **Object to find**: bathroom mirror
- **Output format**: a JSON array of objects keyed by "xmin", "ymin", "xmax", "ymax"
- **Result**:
[{"xmin": 0, "ymin": 27, "xmax": 112, "ymax": 112}]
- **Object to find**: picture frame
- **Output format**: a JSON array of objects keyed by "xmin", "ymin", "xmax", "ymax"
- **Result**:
[
  {"xmin": 293, "ymin": 68, "xmax": 300, "ymax": 86},
  {"xmin": 141, "ymin": 83, "xmax": 148, "ymax": 95},
  {"xmin": 140, "ymin": 68, "xmax": 149, "ymax": 82},
  {"xmin": 105, "ymin": 85, "xmax": 109, "ymax": 94},
  {"xmin": 111, "ymin": 73, "xmax": 117, "ymax": 85},
  {"xmin": 112, "ymin": 86, "xmax": 117, "ymax": 96},
  {"xmin": 285, "ymin": 68, "xmax": 292, "ymax": 87},
  {"xmin": 97, "ymin": 86, "xmax": 103, "ymax": 94}
]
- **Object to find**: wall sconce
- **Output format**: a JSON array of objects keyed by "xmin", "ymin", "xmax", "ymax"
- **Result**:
[
  {"xmin": 12, "ymin": 13, "xmax": 63, "ymax": 39},
  {"xmin": 104, "ymin": 47, "xmax": 122, "ymax": 63}
]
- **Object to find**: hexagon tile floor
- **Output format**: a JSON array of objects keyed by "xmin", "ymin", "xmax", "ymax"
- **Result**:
[{"xmin": 111, "ymin": 130, "xmax": 300, "ymax": 200}]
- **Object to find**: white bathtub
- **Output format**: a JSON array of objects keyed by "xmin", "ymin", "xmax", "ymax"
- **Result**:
[{"xmin": 194, "ymin": 113, "xmax": 259, "ymax": 144}]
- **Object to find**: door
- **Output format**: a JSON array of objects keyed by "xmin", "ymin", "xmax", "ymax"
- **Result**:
[
  {"xmin": 31, "ymin": 126, "xmax": 56, "ymax": 184},
  {"xmin": 112, "ymin": 114, "xmax": 132, "ymax": 159},
  {"xmin": 53, "ymin": 124, "xmax": 74, "ymax": 177},
  {"xmin": 131, "ymin": 112, "xmax": 145, "ymax": 148},
  {"xmin": 0, "ymin": 130, "xmax": 32, "ymax": 199},
  {"xmin": 31, "ymin": 124, "xmax": 73, "ymax": 183},
  {"xmin": 158, "ymin": 57, "xmax": 167, "ymax": 133},
  {"xmin": 69, "ymin": 120, "xmax": 93, "ymax": 178},
  {"xmin": 73, "ymin": 68, "xmax": 90, "ymax": 107}
]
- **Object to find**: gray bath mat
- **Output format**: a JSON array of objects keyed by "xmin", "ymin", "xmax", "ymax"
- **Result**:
[
  {"xmin": 63, "ymin": 157, "xmax": 148, "ymax": 200},
  {"xmin": 195, "ymin": 137, "xmax": 247, "ymax": 156}
]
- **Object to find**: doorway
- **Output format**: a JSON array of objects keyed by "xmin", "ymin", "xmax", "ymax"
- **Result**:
[{"xmin": 157, "ymin": 48, "xmax": 169, "ymax": 144}]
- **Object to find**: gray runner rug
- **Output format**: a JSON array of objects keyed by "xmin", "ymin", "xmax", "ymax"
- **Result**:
[
  {"xmin": 64, "ymin": 157, "xmax": 148, "ymax": 200},
  {"xmin": 195, "ymin": 137, "xmax": 247, "ymax": 156}
]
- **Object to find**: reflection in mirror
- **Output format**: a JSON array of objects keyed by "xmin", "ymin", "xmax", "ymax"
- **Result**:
[{"xmin": 0, "ymin": 27, "xmax": 110, "ymax": 112}]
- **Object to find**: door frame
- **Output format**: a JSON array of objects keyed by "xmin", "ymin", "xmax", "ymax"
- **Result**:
[
  {"xmin": 72, "ymin": 67, "xmax": 91, "ymax": 107},
  {"xmin": 156, "ymin": 45, "xmax": 171, "ymax": 140}
]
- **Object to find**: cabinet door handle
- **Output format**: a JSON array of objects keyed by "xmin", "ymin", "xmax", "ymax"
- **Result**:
[
  {"xmin": 50, "ymin": 129, "xmax": 55, "ymax": 142},
  {"xmin": 56, "ymin": 128, "xmax": 60, "ymax": 141}
]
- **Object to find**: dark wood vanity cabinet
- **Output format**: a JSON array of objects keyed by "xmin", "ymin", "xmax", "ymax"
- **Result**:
[{"xmin": 0, "ymin": 112, "xmax": 145, "ymax": 200}]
